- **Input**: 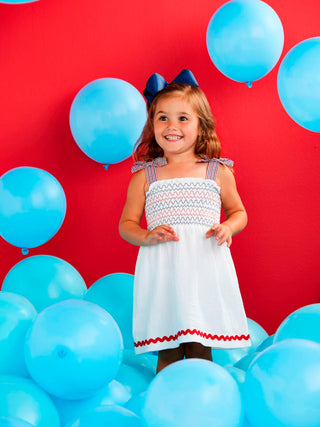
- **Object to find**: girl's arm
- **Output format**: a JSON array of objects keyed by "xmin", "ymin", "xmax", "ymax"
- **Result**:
[
  {"xmin": 206, "ymin": 165, "xmax": 247, "ymax": 247},
  {"xmin": 119, "ymin": 170, "xmax": 178, "ymax": 246}
]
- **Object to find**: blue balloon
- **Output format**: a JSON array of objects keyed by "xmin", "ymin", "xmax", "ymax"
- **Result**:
[
  {"xmin": 206, "ymin": 0, "xmax": 284, "ymax": 86},
  {"xmin": 0, "ymin": 292, "xmax": 36, "ymax": 377},
  {"xmin": 244, "ymin": 339, "xmax": 320, "ymax": 426},
  {"xmin": 234, "ymin": 352, "xmax": 259, "ymax": 371},
  {"xmin": 51, "ymin": 380, "xmax": 131, "ymax": 426},
  {"xmin": 123, "ymin": 349, "xmax": 157, "ymax": 375},
  {"xmin": 69, "ymin": 78, "xmax": 147, "ymax": 167},
  {"xmin": 274, "ymin": 303, "xmax": 320, "ymax": 344},
  {"xmin": 124, "ymin": 392, "xmax": 146, "ymax": 418},
  {"xmin": 142, "ymin": 359, "xmax": 243, "ymax": 427},
  {"xmin": 0, "ymin": 0, "xmax": 37, "ymax": 3},
  {"xmin": 244, "ymin": 318, "xmax": 269, "ymax": 353},
  {"xmin": 277, "ymin": 37, "xmax": 320, "ymax": 132},
  {"xmin": 0, "ymin": 375, "xmax": 60, "ymax": 427},
  {"xmin": 0, "ymin": 167, "xmax": 66, "ymax": 253},
  {"xmin": 65, "ymin": 405, "xmax": 143, "ymax": 427},
  {"xmin": 0, "ymin": 417, "xmax": 33, "ymax": 427},
  {"xmin": 256, "ymin": 334, "xmax": 274, "ymax": 352},
  {"xmin": 116, "ymin": 363, "xmax": 154, "ymax": 396},
  {"xmin": 211, "ymin": 347, "xmax": 248, "ymax": 367},
  {"xmin": 224, "ymin": 366, "xmax": 246, "ymax": 393},
  {"xmin": 25, "ymin": 299, "xmax": 123, "ymax": 399},
  {"xmin": 2, "ymin": 255, "xmax": 87, "ymax": 312},
  {"xmin": 85, "ymin": 273, "xmax": 134, "ymax": 349}
]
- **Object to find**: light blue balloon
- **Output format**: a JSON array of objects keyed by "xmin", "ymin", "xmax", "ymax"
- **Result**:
[
  {"xmin": 0, "ymin": 292, "xmax": 36, "ymax": 377},
  {"xmin": 224, "ymin": 366, "xmax": 246, "ymax": 393},
  {"xmin": 116, "ymin": 363, "xmax": 154, "ymax": 396},
  {"xmin": 142, "ymin": 359, "xmax": 244, "ymax": 427},
  {"xmin": 0, "ymin": 375, "xmax": 60, "ymax": 427},
  {"xmin": 0, "ymin": 417, "xmax": 33, "ymax": 427},
  {"xmin": 277, "ymin": 37, "xmax": 320, "ymax": 132},
  {"xmin": 123, "ymin": 349, "xmax": 157, "ymax": 375},
  {"xmin": 69, "ymin": 78, "xmax": 147, "ymax": 167},
  {"xmin": 0, "ymin": 0, "xmax": 38, "ymax": 3},
  {"xmin": 85, "ymin": 273, "xmax": 134, "ymax": 349},
  {"xmin": 206, "ymin": 0, "xmax": 284, "ymax": 86},
  {"xmin": 256, "ymin": 334, "xmax": 274, "ymax": 352},
  {"xmin": 124, "ymin": 392, "xmax": 146, "ymax": 418},
  {"xmin": 65, "ymin": 405, "xmax": 143, "ymax": 427},
  {"xmin": 2, "ymin": 255, "xmax": 87, "ymax": 312},
  {"xmin": 0, "ymin": 167, "xmax": 66, "ymax": 253},
  {"xmin": 211, "ymin": 347, "xmax": 248, "ymax": 367},
  {"xmin": 274, "ymin": 303, "xmax": 320, "ymax": 344},
  {"xmin": 234, "ymin": 352, "xmax": 259, "ymax": 371},
  {"xmin": 244, "ymin": 339, "xmax": 320, "ymax": 426},
  {"xmin": 244, "ymin": 318, "xmax": 269, "ymax": 353},
  {"xmin": 51, "ymin": 380, "xmax": 131, "ymax": 426},
  {"xmin": 25, "ymin": 299, "xmax": 123, "ymax": 400}
]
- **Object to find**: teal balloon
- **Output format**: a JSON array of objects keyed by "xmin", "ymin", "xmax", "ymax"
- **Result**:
[
  {"xmin": 274, "ymin": 303, "xmax": 320, "ymax": 344},
  {"xmin": 0, "ymin": 167, "xmax": 66, "ymax": 252},
  {"xmin": 0, "ymin": 417, "xmax": 33, "ymax": 427},
  {"xmin": 2, "ymin": 255, "xmax": 87, "ymax": 312},
  {"xmin": 244, "ymin": 339, "xmax": 320, "ymax": 426},
  {"xmin": 51, "ymin": 380, "xmax": 131, "ymax": 426},
  {"xmin": 206, "ymin": 0, "xmax": 284, "ymax": 86},
  {"xmin": 69, "ymin": 78, "xmax": 147, "ymax": 166},
  {"xmin": 142, "ymin": 359, "xmax": 243, "ymax": 427},
  {"xmin": 85, "ymin": 273, "xmax": 134, "ymax": 349},
  {"xmin": 211, "ymin": 348, "xmax": 248, "ymax": 367},
  {"xmin": 0, "ymin": 292, "xmax": 36, "ymax": 377},
  {"xmin": 24, "ymin": 299, "xmax": 123, "ymax": 400},
  {"xmin": 277, "ymin": 37, "xmax": 320, "ymax": 132},
  {"xmin": 234, "ymin": 352, "xmax": 259, "ymax": 371},
  {"xmin": 0, "ymin": 0, "xmax": 38, "ymax": 3},
  {"xmin": 0, "ymin": 375, "xmax": 60, "ymax": 427},
  {"xmin": 116, "ymin": 363, "xmax": 154, "ymax": 396},
  {"xmin": 124, "ymin": 392, "xmax": 146, "ymax": 418},
  {"xmin": 65, "ymin": 405, "xmax": 143, "ymax": 427},
  {"xmin": 256, "ymin": 334, "xmax": 274, "ymax": 352},
  {"xmin": 244, "ymin": 318, "xmax": 269, "ymax": 353},
  {"xmin": 224, "ymin": 366, "xmax": 246, "ymax": 393},
  {"xmin": 123, "ymin": 349, "xmax": 157, "ymax": 376}
]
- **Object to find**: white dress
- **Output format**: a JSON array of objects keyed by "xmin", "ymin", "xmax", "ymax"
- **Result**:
[{"xmin": 132, "ymin": 157, "xmax": 251, "ymax": 354}]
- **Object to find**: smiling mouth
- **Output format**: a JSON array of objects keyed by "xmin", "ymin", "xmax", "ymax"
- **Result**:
[{"xmin": 165, "ymin": 135, "xmax": 183, "ymax": 141}]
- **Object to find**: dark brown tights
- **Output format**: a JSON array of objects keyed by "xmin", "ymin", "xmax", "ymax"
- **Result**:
[{"xmin": 156, "ymin": 342, "xmax": 212, "ymax": 373}]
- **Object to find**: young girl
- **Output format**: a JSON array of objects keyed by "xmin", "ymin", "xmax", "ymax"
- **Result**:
[{"xmin": 119, "ymin": 70, "xmax": 251, "ymax": 373}]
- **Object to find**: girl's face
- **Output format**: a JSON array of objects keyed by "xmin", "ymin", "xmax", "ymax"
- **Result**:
[{"xmin": 153, "ymin": 94, "xmax": 200, "ymax": 157}]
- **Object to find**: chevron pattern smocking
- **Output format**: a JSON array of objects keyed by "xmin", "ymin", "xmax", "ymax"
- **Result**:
[{"xmin": 145, "ymin": 179, "xmax": 221, "ymax": 230}]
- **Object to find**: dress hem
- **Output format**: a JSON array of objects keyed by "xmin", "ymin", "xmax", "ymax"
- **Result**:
[{"xmin": 134, "ymin": 329, "xmax": 251, "ymax": 354}]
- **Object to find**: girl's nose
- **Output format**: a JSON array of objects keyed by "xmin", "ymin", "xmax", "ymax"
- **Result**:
[{"xmin": 166, "ymin": 120, "xmax": 178, "ymax": 130}]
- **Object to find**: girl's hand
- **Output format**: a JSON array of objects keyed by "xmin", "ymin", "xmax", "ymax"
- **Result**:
[
  {"xmin": 206, "ymin": 223, "xmax": 232, "ymax": 247},
  {"xmin": 145, "ymin": 225, "xmax": 179, "ymax": 246}
]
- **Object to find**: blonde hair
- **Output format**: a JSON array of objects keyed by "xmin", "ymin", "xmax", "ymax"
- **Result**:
[{"xmin": 133, "ymin": 83, "xmax": 222, "ymax": 162}]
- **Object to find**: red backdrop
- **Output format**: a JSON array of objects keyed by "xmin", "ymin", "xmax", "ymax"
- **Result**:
[{"xmin": 0, "ymin": 0, "xmax": 319, "ymax": 334}]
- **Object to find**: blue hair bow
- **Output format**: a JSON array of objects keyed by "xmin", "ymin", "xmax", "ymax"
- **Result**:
[{"xmin": 143, "ymin": 69, "xmax": 199, "ymax": 105}]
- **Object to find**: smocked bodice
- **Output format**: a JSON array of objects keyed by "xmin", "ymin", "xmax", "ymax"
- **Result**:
[
  {"xmin": 131, "ymin": 156, "xmax": 234, "ymax": 231},
  {"xmin": 145, "ymin": 178, "xmax": 221, "ymax": 230}
]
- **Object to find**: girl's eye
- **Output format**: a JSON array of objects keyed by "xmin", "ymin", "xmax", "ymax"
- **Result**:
[
  {"xmin": 159, "ymin": 116, "xmax": 167, "ymax": 121},
  {"xmin": 179, "ymin": 116, "xmax": 188, "ymax": 121}
]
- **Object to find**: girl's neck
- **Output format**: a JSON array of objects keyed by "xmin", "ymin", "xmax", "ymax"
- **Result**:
[{"xmin": 164, "ymin": 152, "xmax": 199, "ymax": 165}]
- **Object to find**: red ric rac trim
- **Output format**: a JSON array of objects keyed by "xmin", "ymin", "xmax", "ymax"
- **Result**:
[{"xmin": 134, "ymin": 329, "xmax": 250, "ymax": 348}]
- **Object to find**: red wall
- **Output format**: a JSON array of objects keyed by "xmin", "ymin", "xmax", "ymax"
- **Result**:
[{"xmin": 0, "ymin": 0, "xmax": 319, "ymax": 334}]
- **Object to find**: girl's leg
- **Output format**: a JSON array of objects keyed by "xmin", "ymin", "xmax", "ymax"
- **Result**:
[
  {"xmin": 156, "ymin": 344, "xmax": 185, "ymax": 373},
  {"xmin": 184, "ymin": 342, "xmax": 212, "ymax": 361}
]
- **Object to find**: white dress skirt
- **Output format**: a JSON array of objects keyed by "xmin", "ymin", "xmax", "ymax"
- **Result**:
[{"xmin": 132, "ymin": 158, "xmax": 251, "ymax": 354}]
